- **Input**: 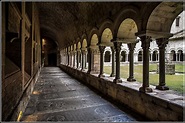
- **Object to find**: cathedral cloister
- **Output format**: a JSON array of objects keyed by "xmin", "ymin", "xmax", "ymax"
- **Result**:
[{"xmin": 1, "ymin": 1, "xmax": 184, "ymax": 122}]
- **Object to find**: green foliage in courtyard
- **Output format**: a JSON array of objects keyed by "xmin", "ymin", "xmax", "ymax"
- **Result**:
[{"xmin": 104, "ymin": 64, "xmax": 185, "ymax": 95}]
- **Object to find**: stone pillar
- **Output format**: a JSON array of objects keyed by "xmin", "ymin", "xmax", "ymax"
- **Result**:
[
  {"xmin": 73, "ymin": 51, "xmax": 76, "ymax": 68},
  {"xmin": 91, "ymin": 48, "xmax": 100, "ymax": 74},
  {"xmin": 66, "ymin": 53, "xmax": 68, "ymax": 65},
  {"xmin": 84, "ymin": 51, "xmax": 87, "ymax": 69},
  {"xmin": 176, "ymin": 53, "xmax": 178, "ymax": 61},
  {"xmin": 98, "ymin": 46, "xmax": 106, "ymax": 77},
  {"xmin": 125, "ymin": 53, "xmax": 128, "ymax": 62},
  {"xmin": 150, "ymin": 53, "xmax": 153, "ymax": 61},
  {"xmin": 139, "ymin": 36, "xmax": 153, "ymax": 93},
  {"xmin": 81, "ymin": 49, "xmax": 86, "ymax": 71},
  {"xmin": 68, "ymin": 52, "xmax": 70, "ymax": 66},
  {"xmin": 127, "ymin": 43, "xmax": 136, "ymax": 82},
  {"xmin": 113, "ymin": 42, "xmax": 122, "ymax": 83},
  {"xmin": 156, "ymin": 38, "xmax": 169, "ymax": 90},
  {"xmin": 110, "ymin": 47, "xmax": 115, "ymax": 77},
  {"xmin": 87, "ymin": 47, "xmax": 92, "ymax": 74},
  {"xmin": 70, "ymin": 51, "xmax": 72, "ymax": 67}
]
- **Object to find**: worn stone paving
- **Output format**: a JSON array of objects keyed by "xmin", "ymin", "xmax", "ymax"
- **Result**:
[{"xmin": 21, "ymin": 67, "xmax": 136, "ymax": 122}]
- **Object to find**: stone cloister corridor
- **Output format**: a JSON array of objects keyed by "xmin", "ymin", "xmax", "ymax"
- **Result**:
[
  {"xmin": 1, "ymin": 1, "xmax": 184, "ymax": 122},
  {"xmin": 21, "ymin": 67, "xmax": 138, "ymax": 122}
]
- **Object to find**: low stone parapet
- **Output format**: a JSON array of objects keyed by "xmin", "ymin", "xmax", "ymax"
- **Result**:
[{"xmin": 60, "ymin": 64, "xmax": 184, "ymax": 121}]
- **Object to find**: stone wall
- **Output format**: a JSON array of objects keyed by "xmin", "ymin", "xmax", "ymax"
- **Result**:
[
  {"xmin": 60, "ymin": 64, "xmax": 184, "ymax": 121},
  {"xmin": 2, "ymin": 2, "xmax": 42, "ymax": 121}
]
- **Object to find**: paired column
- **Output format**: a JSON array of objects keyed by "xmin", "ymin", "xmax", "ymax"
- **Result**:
[
  {"xmin": 98, "ymin": 46, "xmax": 106, "ymax": 77},
  {"xmin": 113, "ymin": 41, "xmax": 122, "ymax": 83},
  {"xmin": 81, "ymin": 49, "xmax": 86, "ymax": 71},
  {"xmin": 87, "ymin": 47, "xmax": 92, "ymax": 74},
  {"xmin": 76, "ymin": 50, "xmax": 80, "ymax": 69},
  {"xmin": 110, "ymin": 47, "xmax": 115, "ymax": 77},
  {"xmin": 139, "ymin": 36, "xmax": 153, "ymax": 93},
  {"xmin": 73, "ymin": 51, "xmax": 76, "ymax": 68},
  {"xmin": 84, "ymin": 51, "xmax": 87, "ymax": 69},
  {"xmin": 156, "ymin": 38, "xmax": 169, "ymax": 90},
  {"xmin": 127, "ymin": 43, "xmax": 136, "ymax": 82}
]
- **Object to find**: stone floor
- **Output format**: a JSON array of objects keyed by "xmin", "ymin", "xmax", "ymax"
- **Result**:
[{"xmin": 21, "ymin": 67, "xmax": 138, "ymax": 122}]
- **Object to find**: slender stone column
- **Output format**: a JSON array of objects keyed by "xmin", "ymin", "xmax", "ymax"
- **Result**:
[
  {"xmin": 176, "ymin": 53, "xmax": 178, "ymax": 61},
  {"xmin": 156, "ymin": 38, "xmax": 169, "ymax": 90},
  {"xmin": 73, "ymin": 51, "xmax": 76, "ymax": 68},
  {"xmin": 66, "ymin": 53, "xmax": 68, "ymax": 65},
  {"xmin": 127, "ymin": 43, "xmax": 136, "ymax": 82},
  {"xmin": 84, "ymin": 51, "xmax": 87, "ymax": 69},
  {"xmin": 81, "ymin": 50, "xmax": 86, "ymax": 71},
  {"xmin": 70, "ymin": 51, "xmax": 73, "ymax": 67},
  {"xmin": 110, "ymin": 47, "xmax": 115, "ymax": 77},
  {"xmin": 98, "ymin": 46, "xmax": 106, "ymax": 77},
  {"xmin": 87, "ymin": 47, "xmax": 92, "ymax": 74},
  {"xmin": 150, "ymin": 53, "xmax": 153, "ymax": 61},
  {"xmin": 113, "ymin": 42, "xmax": 122, "ymax": 83},
  {"xmin": 139, "ymin": 36, "xmax": 153, "ymax": 93},
  {"xmin": 125, "ymin": 53, "xmax": 128, "ymax": 62},
  {"xmin": 67, "ymin": 52, "xmax": 70, "ymax": 66},
  {"xmin": 76, "ymin": 50, "xmax": 80, "ymax": 68}
]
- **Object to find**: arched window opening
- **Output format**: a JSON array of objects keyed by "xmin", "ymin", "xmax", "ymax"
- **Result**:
[
  {"xmin": 152, "ymin": 51, "xmax": 158, "ymax": 61},
  {"xmin": 178, "ymin": 50, "xmax": 183, "ymax": 61},
  {"xmin": 138, "ymin": 51, "xmax": 142, "ymax": 61},
  {"xmin": 104, "ymin": 51, "xmax": 111, "ymax": 62},
  {"xmin": 171, "ymin": 50, "xmax": 176, "ymax": 61},
  {"xmin": 121, "ymin": 51, "xmax": 126, "ymax": 62}
]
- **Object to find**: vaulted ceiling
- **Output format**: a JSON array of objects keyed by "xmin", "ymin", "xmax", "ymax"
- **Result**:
[
  {"xmin": 36, "ymin": 2, "xmax": 183, "ymax": 49},
  {"xmin": 36, "ymin": 2, "xmax": 148, "ymax": 48}
]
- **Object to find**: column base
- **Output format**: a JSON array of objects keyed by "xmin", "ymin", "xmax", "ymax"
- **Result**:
[
  {"xmin": 139, "ymin": 87, "xmax": 153, "ymax": 93},
  {"xmin": 98, "ymin": 74, "xmax": 105, "ymax": 78},
  {"xmin": 127, "ymin": 77, "xmax": 136, "ymax": 82},
  {"xmin": 110, "ymin": 73, "xmax": 115, "ymax": 77},
  {"xmin": 113, "ymin": 79, "xmax": 122, "ymax": 83},
  {"xmin": 87, "ymin": 70, "xmax": 90, "ymax": 74},
  {"xmin": 156, "ymin": 85, "xmax": 169, "ymax": 90},
  {"xmin": 81, "ymin": 69, "xmax": 85, "ymax": 72}
]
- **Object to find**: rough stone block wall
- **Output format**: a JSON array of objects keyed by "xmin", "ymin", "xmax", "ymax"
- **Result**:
[
  {"xmin": 2, "ymin": 71, "xmax": 22, "ymax": 121},
  {"xmin": 60, "ymin": 64, "xmax": 184, "ymax": 121},
  {"xmin": 2, "ymin": 2, "xmax": 42, "ymax": 121}
]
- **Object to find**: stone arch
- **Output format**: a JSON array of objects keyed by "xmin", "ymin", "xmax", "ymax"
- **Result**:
[
  {"xmin": 147, "ymin": 2, "xmax": 183, "ymax": 33},
  {"xmin": 88, "ymin": 28, "xmax": 99, "ymax": 47},
  {"xmin": 90, "ymin": 34, "xmax": 99, "ymax": 49},
  {"xmin": 100, "ymin": 28, "xmax": 113, "ymax": 46},
  {"xmin": 73, "ymin": 43, "xmax": 76, "ymax": 51},
  {"xmin": 99, "ymin": 20, "xmax": 114, "ymax": 46},
  {"xmin": 116, "ymin": 18, "xmax": 138, "ymax": 41},
  {"xmin": 177, "ymin": 50, "xmax": 183, "ymax": 61},
  {"xmin": 81, "ymin": 33, "xmax": 88, "ymax": 47},
  {"xmin": 82, "ymin": 39, "xmax": 87, "ymax": 49},
  {"xmin": 171, "ymin": 50, "xmax": 176, "ymax": 61},
  {"xmin": 113, "ymin": 6, "xmax": 140, "ymax": 39},
  {"xmin": 104, "ymin": 51, "xmax": 111, "ymax": 62},
  {"xmin": 77, "ymin": 42, "xmax": 81, "ymax": 49}
]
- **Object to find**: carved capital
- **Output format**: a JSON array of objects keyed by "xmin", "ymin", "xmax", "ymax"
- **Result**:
[
  {"xmin": 111, "ymin": 46, "xmax": 115, "ymax": 52},
  {"xmin": 99, "ymin": 46, "xmax": 106, "ymax": 54},
  {"xmin": 141, "ymin": 36, "xmax": 151, "ymax": 49},
  {"xmin": 156, "ymin": 38, "xmax": 168, "ymax": 49},
  {"xmin": 127, "ymin": 43, "xmax": 136, "ymax": 51},
  {"xmin": 113, "ymin": 42, "xmax": 122, "ymax": 52}
]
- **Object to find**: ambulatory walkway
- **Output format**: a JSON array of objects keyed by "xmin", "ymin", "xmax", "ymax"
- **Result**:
[{"xmin": 21, "ymin": 67, "xmax": 137, "ymax": 122}]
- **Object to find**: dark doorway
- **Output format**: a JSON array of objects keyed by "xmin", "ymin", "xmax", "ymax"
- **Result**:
[{"xmin": 48, "ymin": 53, "xmax": 57, "ymax": 66}]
